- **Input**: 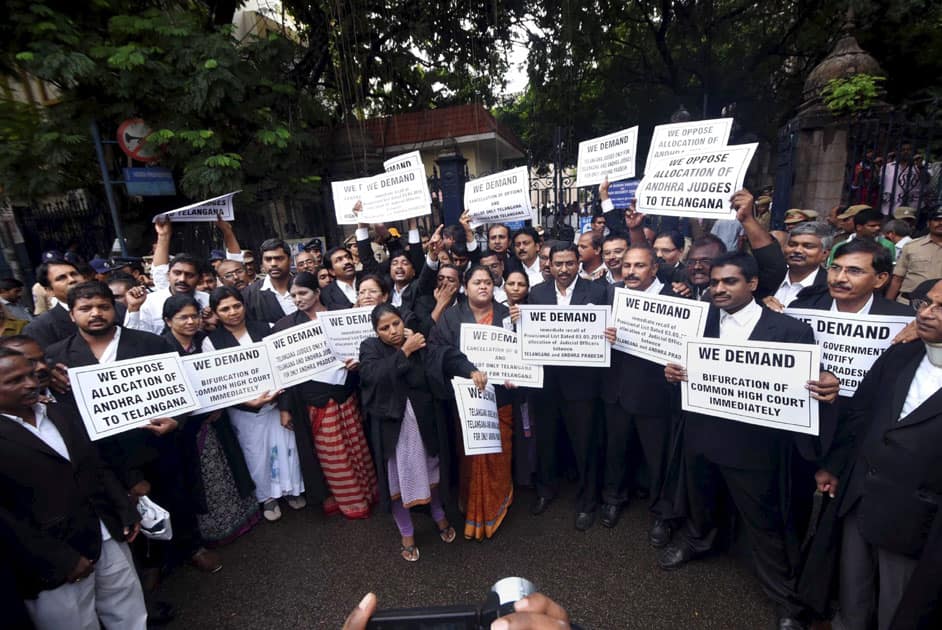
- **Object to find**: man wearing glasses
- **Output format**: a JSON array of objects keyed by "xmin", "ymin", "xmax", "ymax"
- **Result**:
[
  {"xmin": 813, "ymin": 278, "xmax": 942, "ymax": 629},
  {"xmin": 789, "ymin": 238, "xmax": 912, "ymax": 317}
]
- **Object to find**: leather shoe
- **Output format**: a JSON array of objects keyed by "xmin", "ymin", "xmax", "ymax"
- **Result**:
[
  {"xmin": 530, "ymin": 496, "xmax": 552, "ymax": 515},
  {"xmin": 657, "ymin": 541, "xmax": 697, "ymax": 570},
  {"xmin": 648, "ymin": 519, "xmax": 672, "ymax": 548},
  {"xmin": 146, "ymin": 600, "xmax": 176, "ymax": 626},
  {"xmin": 574, "ymin": 511, "xmax": 596, "ymax": 531},
  {"xmin": 190, "ymin": 547, "xmax": 223, "ymax": 573},
  {"xmin": 777, "ymin": 617, "xmax": 806, "ymax": 630},
  {"xmin": 600, "ymin": 503, "xmax": 621, "ymax": 528}
]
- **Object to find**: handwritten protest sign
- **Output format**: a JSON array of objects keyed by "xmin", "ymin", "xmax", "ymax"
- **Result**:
[
  {"xmin": 636, "ymin": 143, "xmax": 758, "ymax": 219},
  {"xmin": 459, "ymin": 324, "xmax": 543, "ymax": 388},
  {"xmin": 330, "ymin": 177, "xmax": 370, "ymax": 225},
  {"xmin": 785, "ymin": 308, "xmax": 913, "ymax": 396},
  {"xmin": 610, "ymin": 287, "xmax": 710, "ymax": 365},
  {"xmin": 263, "ymin": 319, "xmax": 344, "ymax": 389},
  {"xmin": 574, "ymin": 126, "xmax": 639, "ymax": 187},
  {"xmin": 318, "ymin": 306, "xmax": 375, "ymax": 362},
  {"xmin": 451, "ymin": 377, "xmax": 502, "ymax": 456},
  {"xmin": 181, "ymin": 343, "xmax": 275, "ymax": 413},
  {"xmin": 517, "ymin": 305, "xmax": 610, "ymax": 367},
  {"xmin": 644, "ymin": 118, "xmax": 733, "ymax": 174},
  {"xmin": 68, "ymin": 353, "xmax": 199, "ymax": 441},
  {"xmin": 154, "ymin": 191, "xmax": 239, "ymax": 223},
  {"xmin": 464, "ymin": 166, "xmax": 533, "ymax": 228},
  {"xmin": 682, "ymin": 339, "xmax": 820, "ymax": 435}
]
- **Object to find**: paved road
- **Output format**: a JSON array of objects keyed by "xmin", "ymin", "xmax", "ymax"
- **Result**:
[{"xmin": 159, "ymin": 485, "xmax": 774, "ymax": 629}]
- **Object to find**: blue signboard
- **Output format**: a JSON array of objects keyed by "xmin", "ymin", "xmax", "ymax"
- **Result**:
[
  {"xmin": 608, "ymin": 179, "xmax": 639, "ymax": 209},
  {"xmin": 123, "ymin": 167, "xmax": 176, "ymax": 196},
  {"xmin": 504, "ymin": 219, "xmax": 527, "ymax": 230}
]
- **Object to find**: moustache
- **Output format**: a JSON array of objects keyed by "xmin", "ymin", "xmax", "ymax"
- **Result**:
[
  {"xmin": 626, "ymin": 275, "xmax": 641, "ymax": 282},
  {"xmin": 829, "ymin": 283, "xmax": 852, "ymax": 291}
]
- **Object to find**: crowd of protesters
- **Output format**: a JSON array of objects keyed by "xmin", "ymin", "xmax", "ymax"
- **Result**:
[{"xmin": 1, "ymin": 181, "xmax": 941, "ymax": 630}]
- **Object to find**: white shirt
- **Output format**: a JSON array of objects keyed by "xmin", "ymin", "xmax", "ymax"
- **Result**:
[
  {"xmin": 830, "ymin": 294, "xmax": 874, "ymax": 315},
  {"xmin": 99, "ymin": 326, "xmax": 122, "ymax": 364},
  {"xmin": 139, "ymin": 288, "xmax": 209, "ymax": 334},
  {"xmin": 718, "ymin": 299, "xmax": 763, "ymax": 341},
  {"xmin": 522, "ymin": 257, "xmax": 543, "ymax": 288},
  {"xmin": 261, "ymin": 275, "xmax": 297, "ymax": 315},
  {"xmin": 492, "ymin": 283, "xmax": 507, "ymax": 305},
  {"xmin": 391, "ymin": 283, "xmax": 409, "ymax": 307},
  {"xmin": 2, "ymin": 403, "xmax": 111, "ymax": 541},
  {"xmin": 644, "ymin": 278, "xmax": 665, "ymax": 295},
  {"xmin": 894, "ymin": 235, "xmax": 913, "ymax": 258},
  {"xmin": 899, "ymin": 354, "xmax": 942, "ymax": 421},
  {"xmin": 555, "ymin": 281, "xmax": 575, "ymax": 305},
  {"xmin": 335, "ymin": 279, "xmax": 357, "ymax": 305},
  {"xmin": 774, "ymin": 268, "xmax": 819, "ymax": 308}
]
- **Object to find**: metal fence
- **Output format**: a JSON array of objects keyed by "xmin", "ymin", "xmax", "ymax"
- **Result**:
[{"xmin": 844, "ymin": 101, "xmax": 942, "ymax": 224}]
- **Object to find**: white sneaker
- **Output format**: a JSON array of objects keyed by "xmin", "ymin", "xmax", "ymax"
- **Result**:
[
  {"xmin": 262, "ymin": 499, "xmax": 282, "ymax": 522},
  {"xmin": 286, "ymin": 495, "xmax": 307, "ymax": 510}
]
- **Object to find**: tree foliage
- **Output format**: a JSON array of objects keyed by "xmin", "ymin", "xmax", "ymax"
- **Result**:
[
  {"xmin": 0, "ymin": 0, "xmax": 330, "ymax": 201},
  {"xmin": 497, "ymin": 0, "xmax": 942, "ymax": 169},
  {"xmin": 281, "ymin": 0, "xmax": 526, "ymax": 117}
]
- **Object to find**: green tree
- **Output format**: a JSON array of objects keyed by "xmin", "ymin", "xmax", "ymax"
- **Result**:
[
  {"xmin": 1, "ymin": 0, "xmax": 328, "ymax": 202},
  {"xmin": 280, "ymin": 0, "xmax": 526, "ymax": 118},
  {"xmin": 497, "ymin": 1, "xmax": 942, "ymax": 170}
]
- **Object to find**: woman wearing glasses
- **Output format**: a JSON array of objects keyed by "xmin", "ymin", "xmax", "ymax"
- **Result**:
[{"xmin": 161, "ymin": 294, "xmax": 260, "ymax": 547}]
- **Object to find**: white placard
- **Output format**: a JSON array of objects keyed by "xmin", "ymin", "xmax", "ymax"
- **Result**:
[
  {"xmin": 682, "ymin": 339, "xmax": 820, "ymax": 436},
  {"xmin": 517, "ymin": 305, "xmax": 611, "ymax": 367},
  {"xmin": 330, "ymin": 177, "xmax": 370, "ymax": 225},
  {"xmin": 610, "ymin": 287, "xmax": 710, "ymax": 365},
  {"xmin": 181, "ymin": 343, "xmax": 275, "ymax": 413},
  {"xmin": 153, "ymin": 191, "xmax": 239, "ymax": 223},
  {"xmin": 459, "ymin": 324, "xmax": 543, "ymax": 388},
  {"xmin": 636, "ymin": 143, "xmax": 758, "ymax": 219},
  {"xmin": 464, "ymin": 166, "xmax": 533, "ymax": 228},
  {"xmin": 574, "ymin": 126, "xmax": 638, "ymax": 187},
  {"xmin": 263, "ymin": 319, "xmax": 345, "ymax": 389},
  {"xmin": 318, "ymin": 306, "xmax": 375, "ymax": 362},
  {"xmin": 451, "ymin": 377, "xmax": 502, "ymax": 456},
  {"xmin": 644, "ymin": 118, "xmax": 734, "ymax": 174},
  {"xmin": 68, "ymin": 352, "xmax": 199, "ymax": 441},
  {"xmin": 785, "ymin": 308, "xmax": 913, "ymax": 397},
  {"xmin": 382, "ymin": 150, "xmax": 423, "ymax": 173}
]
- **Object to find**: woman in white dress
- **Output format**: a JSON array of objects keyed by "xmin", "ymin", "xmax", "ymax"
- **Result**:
[{"xmin": 202, "ymin": 287, "xmax": 305, "ymax": 522}]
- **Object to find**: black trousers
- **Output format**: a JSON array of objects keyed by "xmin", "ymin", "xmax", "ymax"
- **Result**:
[
  {"xmin": 603, "ymin": 404, "xmax": 672, "ymax": 518},
  {"xmin": 531, "ymin": 394, "xmax": 599, "ymax": 513},
  {"xmin": 683, "ymin": 449, "xmax": 805, "ymax": 619}
]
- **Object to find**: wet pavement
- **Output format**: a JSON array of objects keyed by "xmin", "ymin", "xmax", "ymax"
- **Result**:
[{"xmin": 159, "ymin": 486, "xmax": 775, "ymax": 629}]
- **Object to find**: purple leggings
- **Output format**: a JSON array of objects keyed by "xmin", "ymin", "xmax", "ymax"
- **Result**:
[{"xmin": 391, "ymin": 487, "xmax": 445, "ymax": 537}]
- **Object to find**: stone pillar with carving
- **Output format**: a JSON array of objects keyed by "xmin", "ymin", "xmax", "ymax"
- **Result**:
[{"xmin": 780, "ymin": 11, "xmax": 887, "ymax": 222}]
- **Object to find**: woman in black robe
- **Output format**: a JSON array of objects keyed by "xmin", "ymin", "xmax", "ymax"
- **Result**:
[
  {"xmin": 359, "ymin": 303, "xmax": 454, "ymax": 561},
  {"xmin": 427, "ymin": 265, "xmax": 515, "ymax": 540},
  {"xmin": 160, "ymin": 294, "xmax": 259, "ymax": 545}
]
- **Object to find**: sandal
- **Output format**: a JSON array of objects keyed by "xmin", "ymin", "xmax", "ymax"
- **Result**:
[
  {"xmin": 400, "ymin": 544, "xmax": 420, "ymax": 562},
  {"xmin": 438, "ymin": 525, "xmax": 457, "ymax": 543}
]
